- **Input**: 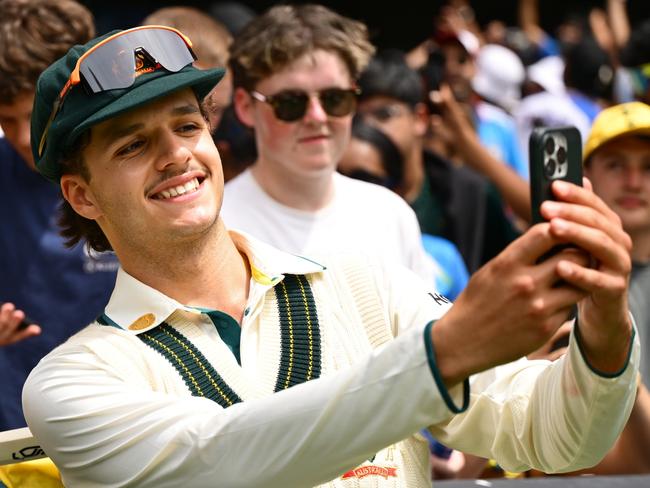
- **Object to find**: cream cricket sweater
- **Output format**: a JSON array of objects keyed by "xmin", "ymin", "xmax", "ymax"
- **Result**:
[{"xmin": 23, "ymin": 231, "xmax": 639, "ymax": 487}]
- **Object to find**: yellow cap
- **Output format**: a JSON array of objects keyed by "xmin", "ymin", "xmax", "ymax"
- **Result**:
[{"xmin": 584, "ymin": 101, "xmax": 650, "ymax": 161}]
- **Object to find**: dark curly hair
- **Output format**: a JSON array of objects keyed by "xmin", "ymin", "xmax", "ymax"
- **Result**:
[
  {"xmin": 0, "ymin": 0, "xmax": 95, "ymax": 103},
  {"xmin": 357, "ymin": 49, "xmax": 425, "ymax": 109},
  {"xmin": 57, "ymin": 132, "xmax": 113, "ymax": 252},
  {"xmin": 229, "ymin": 4, "xmax": 374, "ymax": 92}
]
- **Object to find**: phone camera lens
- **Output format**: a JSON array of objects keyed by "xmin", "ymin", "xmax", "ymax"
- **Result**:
[
  {"xmin": 545, "ymin": 158, "xmax": 556, "ymax": 178},
  {"xmin": 545, "ymin": 137, "xmax": 555, "ymax": 155},
  {"xmin": 556, "ymin": 146, "xmax": 566, "ymax": 164}
]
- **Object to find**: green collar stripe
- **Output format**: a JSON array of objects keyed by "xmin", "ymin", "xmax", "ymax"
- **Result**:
[
  {"xmin": 98, "ymin": 273, "xmax": 321, "ymax": 406},
  {"xmin": 273, "ymin": 274, "xmax": 322, "ymax": 392},
  {"xmin": 139, "ymin": 331, "xmax": 205, "ymax": 398},
  {"xmin": 97, "ymin": 313, "xmax": 119, "ymax": 328},
  {"xmin": 141, "ymin": 323, "xmax": 242, "ymax": 408}
]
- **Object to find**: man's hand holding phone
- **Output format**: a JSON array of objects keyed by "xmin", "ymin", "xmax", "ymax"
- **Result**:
[
  {"xmin": 529, "ymin": 127, "xmax": 634, "ymax": 374},
  {"xmin": 0, "ymin": 302, "xmax": 41, "ymax": 346},
  {"xmin": 539, "ymin": 178, "xmax": 634, "ymax": 375}
]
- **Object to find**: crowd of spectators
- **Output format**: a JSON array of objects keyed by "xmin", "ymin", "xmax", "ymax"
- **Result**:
[{"xmin": 1, "ymin": 0, "xmax": 649, "ymax": 485}]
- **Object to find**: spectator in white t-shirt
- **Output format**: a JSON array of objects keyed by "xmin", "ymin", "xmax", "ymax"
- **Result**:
[{"xmin": 222, "ymin": 4, "xmax": 439, "ymax": 284}]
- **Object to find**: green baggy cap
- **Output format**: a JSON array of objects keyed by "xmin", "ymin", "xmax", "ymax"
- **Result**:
[{"xmin": 31, "ymin": 29, "xmax": 225, "ymax": 183}]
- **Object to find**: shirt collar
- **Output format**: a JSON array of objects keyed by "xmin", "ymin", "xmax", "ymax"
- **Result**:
[{"xmin": 102, "ymin": 230, "xmax": 325, "ymax": 335}]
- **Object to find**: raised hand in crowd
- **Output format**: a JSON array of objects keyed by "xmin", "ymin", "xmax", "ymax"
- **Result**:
[
  {"xmin": 429, "ymin": 83, "xmax": 531, "ymax": 223},
  {"xmin": 0, "ymin": 303, "xmax": 40, "ymax": 347}
]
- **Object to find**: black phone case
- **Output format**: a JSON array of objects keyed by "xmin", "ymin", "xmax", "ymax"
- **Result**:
[{"xmin": 529, "ymin": 126, "xmax": 583, "ymax": 225}]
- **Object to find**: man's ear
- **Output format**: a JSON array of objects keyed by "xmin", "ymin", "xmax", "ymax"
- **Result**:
[
  {"xmin": 60, "ymin": 175, "xmax": 102, "ymax": 220},
  {"xmin": 233, "ymin": 87, "xmax": 256, "ymax": 128}
]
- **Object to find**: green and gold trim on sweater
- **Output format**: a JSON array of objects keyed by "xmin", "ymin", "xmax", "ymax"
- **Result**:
[
  {"xmin": 139, "ymin": 324, "xmax": 243, "ymax": 408},
  {"xmin": 98, "ymin": 273, "xmax": 322, "ymax": 408},
  {"xmin": 273, "ymin": 274, "xmax": 322, "ymax": 392}
]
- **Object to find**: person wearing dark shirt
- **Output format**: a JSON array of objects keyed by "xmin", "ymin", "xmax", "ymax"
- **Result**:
[
  {"xmin": 0, "ymin": 0, "xmax": 118, "ymax": 430},
  {"xmin": 357, "ymin": 51, "xmax": 519, "ymax": 273}
]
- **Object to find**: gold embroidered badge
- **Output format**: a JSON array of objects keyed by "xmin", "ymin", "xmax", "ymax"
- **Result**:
[{"xmin": 128, "ymin": 313, "xmax": 156, "ymax": 330}]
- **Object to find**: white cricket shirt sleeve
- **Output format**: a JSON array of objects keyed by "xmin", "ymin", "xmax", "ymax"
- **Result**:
[
  {"xmin": 22, "ymin": 319, "xmax": 452, "ymax": 487},
  {"xmin": 379, "ymin": 262, "xmax": 640, "ymax": 474},
  {"xmin": 429, "ymin": 317, "xmax": 640, "ymax": 473}
]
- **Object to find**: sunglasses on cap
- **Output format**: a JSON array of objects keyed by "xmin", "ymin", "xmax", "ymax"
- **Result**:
[
  {"xmin": 250, "ymin": 87, "xmax": 360, "ymax": 122},
  {"xmin": 38, "ymin": 25, "xmax": 197, "ymax": 157}
]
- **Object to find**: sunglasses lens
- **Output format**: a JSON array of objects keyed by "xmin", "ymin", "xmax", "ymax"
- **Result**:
[
  {"xmin": 79, "ymin": 28, "xmax": 195, "ymax": 93},
  {"xmin": 80, "ymin": 47, "xmax": 136, "ymax": 93},
  {"xmin": 320, "ymin": 89, "xmax": 357, "ymax": 117},
  {"xmin": 264, "ymin": 88, "xmax": 357, "ymax": 122},
  {"xmin": 271, "ymin": 92, "xmax": 309, "ymax": 121}
]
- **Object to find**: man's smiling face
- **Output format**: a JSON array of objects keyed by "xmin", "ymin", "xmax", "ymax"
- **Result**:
[{"xmin": 61, "ymin": 88, "xmax": 225, "ymax": 259}]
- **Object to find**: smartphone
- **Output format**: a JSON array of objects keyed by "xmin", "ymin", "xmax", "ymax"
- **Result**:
[{"xmin": 529, "ymin": 126, "xmax": 583, "ymax": 225}]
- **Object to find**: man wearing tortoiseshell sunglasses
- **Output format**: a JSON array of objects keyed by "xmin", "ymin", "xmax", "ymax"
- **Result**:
[
  {"xmin": 221, "ymin": 8, "xmax": 441, "ymax": 289},
  {"xmin": 21, "ymin": 6, "xmax": 639, "ymax": 488}
]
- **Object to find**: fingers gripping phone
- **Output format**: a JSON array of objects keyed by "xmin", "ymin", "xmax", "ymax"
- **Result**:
[{"xmin": 529, "ymin": 126, "xmax": 583, "ymax": 224}]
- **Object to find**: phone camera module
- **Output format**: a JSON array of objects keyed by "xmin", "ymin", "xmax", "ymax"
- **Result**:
[
  {"xmin": 544, "ymin": 137, "xmax": 555, "ymax": 155},
  {"xmin": 544, "ymin": 158, "xmax": 556, "ymax": 178},
  {"xmin": 542, "ymin": 134, "xmax": 569, "ymax": 179}
]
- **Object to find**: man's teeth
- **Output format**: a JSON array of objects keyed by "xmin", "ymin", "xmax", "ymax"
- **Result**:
[{"xmin": 157, "ymin": 178, "xmax": 200, "ymax": 199}]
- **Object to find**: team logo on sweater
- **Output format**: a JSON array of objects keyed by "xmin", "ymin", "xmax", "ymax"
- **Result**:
[
  {"xmin": 428, "ymin": 292, "xmax": 451, "ymax": 306},
  {"xmin": 341, "ymin": 465, "xmax": 397, "ymax": 480}
]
